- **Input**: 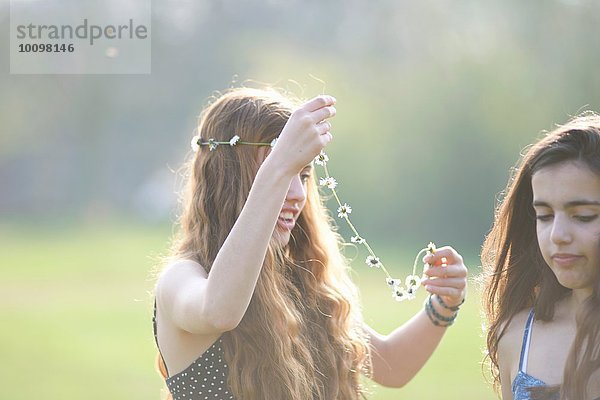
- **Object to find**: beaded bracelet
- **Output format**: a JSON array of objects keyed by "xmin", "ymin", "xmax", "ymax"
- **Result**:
[
  {"xmin": 425, "ymin": 300, "xmax": 449, "ymax": 327},
  {"xmin": 424, "ymin": 295, "xmax": 458, "ymax": 327},
  {"xmin": 435, "ymin": 294, "xmax": 465, "ymax": 312}
]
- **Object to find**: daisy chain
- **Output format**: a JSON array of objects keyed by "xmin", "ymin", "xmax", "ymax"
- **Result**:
[{"xmin": 315, "ymin": 150, "xmax": 437, "ymax": 302}]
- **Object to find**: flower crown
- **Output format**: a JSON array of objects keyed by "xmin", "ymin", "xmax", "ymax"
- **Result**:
[
  {"xmin": 191, "ymin": 134, "xmax": 436, "ymax": 302},
  {"xmin": 191, "ymin": 134, "xmax": 278, "ymax": 152}
]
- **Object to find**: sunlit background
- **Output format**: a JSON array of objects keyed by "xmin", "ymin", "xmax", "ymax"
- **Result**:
[{"xmin": 2, "ymin": 1, "xmax": 600, "ymax": 399}]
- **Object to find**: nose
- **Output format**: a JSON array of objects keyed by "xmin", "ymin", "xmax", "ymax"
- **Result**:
[
  {"xmin": 285, "ymin": 174, "xmax": 306, "ymax": 205},
  {"xmin": 550, "ymin": 214, "xmax": 573, "ymax": 245}
]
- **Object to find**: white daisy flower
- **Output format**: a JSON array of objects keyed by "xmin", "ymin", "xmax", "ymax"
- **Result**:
[
  {"xmin": 229, "ymin": 135, "xmax": 240, "ymax": 146},
  {"xmin": 393, "ymin": 286, "xmax": 409, "ymax": 302},
  {"xmin": 337, "ymin": 203, "xmax": 352, "ymax": 218},
  {"xmin": 350, "ymin": 235, "xmax": 365, "ymax": 244},
  {"xmin": 208, "ymin": 138, "xmax": 218, "ymax": 151},
  {"xmin": 319, "ymin": 177, "xmax": 338, "ymax": 190},
  {"xmin": 365, "ymin": 255, "xmax": 381, "ymax": 268},
  {"xmin": 405, "ymin": 274, "xmax": 422, "ymax": 290},
  {"xmin": 405, "ymin": 286, "xmax": 417, "ymax": 300},
  {"xmin": 314, "ymin": 151, "xmax": 329, "ymax": 166},
  {"xmin": 427, "ymin": 242, "xmax": 437, "ymax": 254},
  {"xmin": 386, "ymin": 277, "xmax": 402, "ymax": 287},
  {"xmin": 191, "ymin": 135, "xmax": 201, "ymax": 152}
]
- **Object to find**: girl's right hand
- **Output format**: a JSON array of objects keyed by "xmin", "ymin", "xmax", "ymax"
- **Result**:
[{"xmin": 270, "ymin": 95, "xmax": 336, "ymax": 176}]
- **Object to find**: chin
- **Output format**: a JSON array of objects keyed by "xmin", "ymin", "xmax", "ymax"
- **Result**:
[
  {"xmin": 273, "ymin": 231, "xmax": 291, "ymax": 246},
  {"xmin": 555, "ymin": 273, "xmax": 577, "ymax": 289},
  {"xmin": 555, "ymin": 274, "xmax": 590, "ymax": 291}
]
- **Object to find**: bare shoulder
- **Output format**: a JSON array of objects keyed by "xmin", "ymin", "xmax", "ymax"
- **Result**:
[
  {"xmin": 497, "ymin": 309, "xmax": 531, "ymax": 371},
  {"xmin": 155, "ymin": 259, "xmax": 207, "ymax": 301},
  {"xmin": 159, "ymin": 258, "xmax": 207, "ymax": 278},
  {"xmin": 498, "ymin": 309, "xmax": 530, "ymax": 345}
]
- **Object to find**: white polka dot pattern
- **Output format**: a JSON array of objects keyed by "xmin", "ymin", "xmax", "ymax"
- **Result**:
[
  {"xmin": 164, "ymin": 339, "xmax": 235, "ymax": 400},
  {"xmin": 153, "ymin": 301, "xmax": 235, "ymax": 399}
]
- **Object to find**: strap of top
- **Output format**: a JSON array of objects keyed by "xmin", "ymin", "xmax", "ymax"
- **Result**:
[
  {"xmin": 152, "ymin": 299, "xmax": 170, "ymax": 376},
  {"xmin": 518, "ymin": 309, "xmax": 535, "ymax": 373}
]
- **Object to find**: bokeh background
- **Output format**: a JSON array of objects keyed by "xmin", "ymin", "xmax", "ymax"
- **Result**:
[{"xmin": 2, "ymin": 1, "xmax": 600, "ymax": 399}]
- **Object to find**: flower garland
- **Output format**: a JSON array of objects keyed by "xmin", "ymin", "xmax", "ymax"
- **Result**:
[
  {"xmin": 191, "ymin": 134, "xmax": 277, "ymax": 152},
  {"xmin": 191, "ymin": 134, "xmax": 435, "ymax": 302},
  {"xmin": 315, "ymin": 150, "xmax": 436, "ymax": 302}
]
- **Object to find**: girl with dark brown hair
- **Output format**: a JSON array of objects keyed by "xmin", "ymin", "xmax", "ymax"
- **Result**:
[
  {"xmin": 483, "ymin": 113, "xmax": 600, "ymax": 400},
  {"xmin": 153, "ymin": 87, "xmax": 468, "ymax": 400}
]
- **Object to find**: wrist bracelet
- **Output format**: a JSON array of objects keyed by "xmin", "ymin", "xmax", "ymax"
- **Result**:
[
  {"xmin": 427, "ymin": 295, "xmax": 456, "ymax": 322},
  {"xmin": 424, "ymin": 295, "xmax": 458, "ymax": 327},
  {"xmin": 425, "ymin": 300, "xmax": 454, "ymax": 327},
  {"xmin": 435, "ymin": 294, "xmax": 465, "ymax": 312}
]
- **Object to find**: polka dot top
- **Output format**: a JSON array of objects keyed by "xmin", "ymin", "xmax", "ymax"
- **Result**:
[{"xmin": 153, "ymin": 301, "xmax": 236, "ymax": 400}]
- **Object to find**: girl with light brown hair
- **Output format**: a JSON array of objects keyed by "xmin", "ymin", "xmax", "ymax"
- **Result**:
[
  {"xmin": 482, "ymin": 113, "xmax": 600, "ymax": 400},
  {"xmin": 152, "ymin": 86, "xmax": 468, "ymax": 400}
]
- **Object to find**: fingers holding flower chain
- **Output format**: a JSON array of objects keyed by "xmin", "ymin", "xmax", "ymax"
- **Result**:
[
  {"xmin": 272, "ymin": 95, "xmax": 336, "ymax": 175},
  {"xmin": 317, "ymin": 120, "xmax": 332, "ymax": 135},
  {"xmin": 421, "ymin": 246, "xmax": 468, "ymax": 308}
]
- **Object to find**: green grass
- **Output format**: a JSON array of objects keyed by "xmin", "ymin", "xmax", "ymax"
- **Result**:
[{"xmin": 0, "ymin": 223, "xmax": 497, "ymax": 399}]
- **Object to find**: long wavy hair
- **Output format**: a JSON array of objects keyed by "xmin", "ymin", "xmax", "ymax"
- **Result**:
[
  {"xmin": 156, "ymin": 87, "xmax": 371, "ymax": 400},
  {"xmin": 482, "ymin": 112, "xmax": 600, "ymax": 399}
]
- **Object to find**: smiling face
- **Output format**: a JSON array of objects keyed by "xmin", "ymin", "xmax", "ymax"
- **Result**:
[
  {"xmin": 532, "ymin": 161, "xmax": 600, "ymax": 299},
  {"xmin": 272, "ymin": 164, "xmax": 311, "ymax": 246}
]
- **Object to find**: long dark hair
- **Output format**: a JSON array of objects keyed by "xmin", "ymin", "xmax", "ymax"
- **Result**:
[{"xmin": 482, "ymin": 112, "xmax": 600, "ymax": 399}]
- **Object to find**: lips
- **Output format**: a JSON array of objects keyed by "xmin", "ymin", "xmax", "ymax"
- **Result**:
[
  {"xmin": 551, "ymin": 253, "xmax": 583, "ymax": 267},
  {"xmin": 277, "ymin": 209, "xmax": 297, "ymax": 231}
]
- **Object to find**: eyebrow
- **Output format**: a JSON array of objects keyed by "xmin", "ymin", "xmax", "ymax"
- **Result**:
[{"xmin": 533, "ymin": 200, "xmax": 600, "ymax": 208}]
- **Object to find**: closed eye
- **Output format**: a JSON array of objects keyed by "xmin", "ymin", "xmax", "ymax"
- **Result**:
[
  {"xmin": 574, "ymin": 215, "xmax": 598, "ymax": 222},
  {"xmin": 535, "ymin": 215, "xmax": 553, "ymax": 222}
]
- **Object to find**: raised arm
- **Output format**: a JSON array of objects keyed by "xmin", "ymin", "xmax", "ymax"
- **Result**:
[{"xmin": 156, "ymin": 95, "xmax": 336, "ymax": 335}]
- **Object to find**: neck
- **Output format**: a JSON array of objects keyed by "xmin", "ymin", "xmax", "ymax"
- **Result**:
[{"xmin": 572, "ymin": 287, "xmax": 592, "ymax": 306}]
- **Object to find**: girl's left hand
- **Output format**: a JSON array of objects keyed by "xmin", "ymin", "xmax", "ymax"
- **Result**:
[{"xmin": 421, "ymin": 246, "xmax": 468, "ymax": 308}]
